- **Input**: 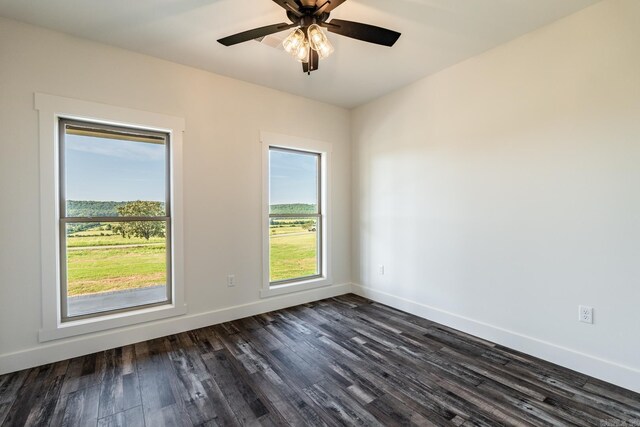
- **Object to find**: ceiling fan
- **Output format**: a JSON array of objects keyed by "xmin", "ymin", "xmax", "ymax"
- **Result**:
[{"xmin": 217, "ymin": 0, "xmax": 401, "ymax": 74}]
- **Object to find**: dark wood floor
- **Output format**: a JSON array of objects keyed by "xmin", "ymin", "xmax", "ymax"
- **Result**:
[{"xmin": 1, "ymin": 295, "xmax": 639, "ymax": 426}]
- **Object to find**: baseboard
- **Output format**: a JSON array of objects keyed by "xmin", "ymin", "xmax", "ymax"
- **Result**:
[
  {"xmin": 0, "ymin": 282, "xmax": 352, "ymax": 375},
  {"xmin": 352, "ymin": 284, "xmax": 640, "ymax": 394}
]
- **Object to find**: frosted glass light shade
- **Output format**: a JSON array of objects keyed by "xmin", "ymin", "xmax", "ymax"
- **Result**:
[
  {"xmin": 316, "ymin": 39, "xmax": 334, "ymax": 58},
  {"xmin": 307, "ymin": 24, "xmax": 334, "ymax": 59},
  {"xmin": 294, "ymin": 41, "xmax": 310, "ymax": 62},
  {"xmin": 283, "ymin": 28, "xmax": 305, "ymax": 55}
]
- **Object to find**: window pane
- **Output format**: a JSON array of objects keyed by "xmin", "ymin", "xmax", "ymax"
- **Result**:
[
  {"xmin": 64, "ymin": 125, "xmax": 166, "ymax": 217},
  {"xmin": 269, "ymin": 217, "xmax": 319, "ymax": 282},
  {"xmin": 64, "ymin": 221, "xmax": 168, "ymax": 318},
  {"xmin": 269, "ymin": 149, "xmax": 319, "ymax": 215}
]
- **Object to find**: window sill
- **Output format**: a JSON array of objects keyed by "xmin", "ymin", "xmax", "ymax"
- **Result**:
[
  {"xmin": 260, "ymin": 277, "xmax": 332, "ymax": 298},
  {"xmin": 39, "ymin": 302, "xmax": 187, "ymax": 342}
]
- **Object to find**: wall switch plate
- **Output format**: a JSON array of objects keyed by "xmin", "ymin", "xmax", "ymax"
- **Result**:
[
  {"xmin": 227, "ymin": 274, "xmax": 235, "ymax": 287},
  {"xmin": 579, "ymin": 305, "xmax": 593, "ymax": 324},
  {"xmin": 379, "ymin": 265, "xmax": 385, "ymax": 275}
]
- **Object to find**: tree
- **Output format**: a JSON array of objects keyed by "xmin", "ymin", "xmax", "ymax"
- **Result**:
[{"xmin": 112, "ymin": 201, "xmax": 166, "ymax": 240}]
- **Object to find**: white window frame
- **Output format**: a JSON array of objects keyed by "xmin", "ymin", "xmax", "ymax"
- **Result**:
[
  {"xmin": 36, "ymin": 93, "xmax": 186, "ymax": 342},
  {"xmin": 260, "ymin": 131, "xmax": 332, "ymax": 298}
]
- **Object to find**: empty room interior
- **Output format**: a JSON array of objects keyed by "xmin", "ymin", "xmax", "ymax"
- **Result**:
[{"xmin": 1, "ymin": 0, "xmax": 639, "ymax": 425}]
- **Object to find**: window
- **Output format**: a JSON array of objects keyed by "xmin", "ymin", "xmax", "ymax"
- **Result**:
[
  {"xmin": 269, "ymin": 148, "xmax": 322, "ymax": 283},
  {"xmin": 59, "ymin": 120, "xmax": 171, "ymax": 320},
  {"xmin": 36, "ymin": 93, "xmax": 185, "ymax": 341},
  {"xmin": 261, "ymin": 132, "xmax": 332, "ymax": 297}
]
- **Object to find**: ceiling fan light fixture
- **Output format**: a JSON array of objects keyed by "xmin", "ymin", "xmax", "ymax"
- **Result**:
[
  {"xmin": 307, "ymin": 24, "xmax": 334, "ymax": 59},
  {"xmin": 307, "ymin": 24, "xmax": 325, "ymax": 49},
  {"xmin": 282, "ymin": 28, "xmax": 305, "ymax": 55},
  {"xmin": 316, "ymin": 38, "xmax": 334, "ymax": 59},
  {"xmin": 294, "ymin": 40, "xmax": 310, "ymax": 63}
]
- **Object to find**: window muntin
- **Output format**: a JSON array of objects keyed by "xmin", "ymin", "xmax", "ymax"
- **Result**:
[
  {"xmin": 268, "ymin": 147, "xmax": 322, "ymax": 284},
  {"xmin": 59, "ymin": 119, "xmax": 172, "ymax": 321}
]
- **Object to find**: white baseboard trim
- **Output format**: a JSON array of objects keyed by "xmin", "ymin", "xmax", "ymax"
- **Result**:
[
  {"xmin": 0, "ymin": 282, "xmax": 352, "ymax": 375},
  {"xmin": 352, "ymin": 284, "xmax": 640, "ymax": 394}
]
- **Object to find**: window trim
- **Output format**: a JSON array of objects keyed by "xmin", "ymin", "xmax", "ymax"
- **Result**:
[
  {"xmin": 36, "ymin": 93, "xmax": 186, "ymax": 342},
  {"xmin": 260, "ymin": 131, "xmax": 332, "ymax": 298},
  {"xmin": 58, "ymin": 119, "xmax": 173, "ymax": 322}
]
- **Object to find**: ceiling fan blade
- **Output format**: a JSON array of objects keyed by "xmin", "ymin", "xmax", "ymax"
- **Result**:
[
  {"xmin": 324, "ymin": 19, "xmax": 401, "ymax": 47},
  {"xmin": 272, "ymin": 0, "xmax": 302, "ymax": 16},
  {"xmin": 314, "ymin": 0, "xmax": 330, "ymax": 15},
  {"xmin": 323, "ymin": 0, "xmax": 346, "ymax": 12},
  {"xmin": 299, "ymin": 0, "xmax": 316, "ymax": 7},
  {"xmin": 217, "ymin": 23, "xmax": 295, "ymax": 46}
]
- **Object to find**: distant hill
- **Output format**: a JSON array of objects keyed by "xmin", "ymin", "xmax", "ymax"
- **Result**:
[
  {"xmin": 67, "ymin": 200, "xmax": 125, "ymax": 217},
  {"xmin": 270, "ymin": 204, "xmax": 317, "ymax": 214},
  {"xmin": 67, "ymin": 200, "xmax": 165, "ymax": 217}
]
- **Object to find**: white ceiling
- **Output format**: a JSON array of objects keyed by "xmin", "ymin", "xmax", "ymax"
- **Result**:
[{"xmin": 0, "ymin": 0, "xmax": 599, "ymax": 108}]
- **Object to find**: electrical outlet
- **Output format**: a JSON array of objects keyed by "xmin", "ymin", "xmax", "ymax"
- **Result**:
[
  {"xmin": 379, "ymin": 265, "xmax": 385, "ymax": 275},
  {"xmin": 227, "ymin": 274, "xmax": 235, "ymax": 287},
  {"xmin": 578, "ymin": 305, "xmax": 593, "ymax": 324}
]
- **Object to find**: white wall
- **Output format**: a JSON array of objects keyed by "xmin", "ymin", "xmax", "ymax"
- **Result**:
[
  {"xmin": 0, "ymin": 17, "xmax": 351, "ymax": 371},
  {"xmin": 352, "ymin": 0, "xmax": 640, "ymax": 392}
]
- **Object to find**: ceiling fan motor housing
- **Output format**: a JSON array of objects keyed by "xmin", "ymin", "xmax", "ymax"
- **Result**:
[{"xmin": 287, "ymin": 11, "xmax": 330, "ymax": 27}]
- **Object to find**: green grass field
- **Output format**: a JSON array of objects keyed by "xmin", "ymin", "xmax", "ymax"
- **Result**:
[
  {"xmin": 66, "ymin": 227, "xmax": 166, "ymax": 296},
  {"xmin": 67, "ymin": 232, "xmax": 165, "ymax": 248},
  {"xmin": 269, "ymin": 230, "xmax": 318, "ymax": 282},
  {"xmin": 66, "ymin": 224, "xmax": 318, "ymax": 296},
  {"xmin": 67, "ymin": 245, "xmax": 166, "ymax": 295}
]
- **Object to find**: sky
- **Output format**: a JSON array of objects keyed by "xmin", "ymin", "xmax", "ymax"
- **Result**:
[
  {"xmin": 269, "ymin": 149, "xmax": 318, "ymax": 206},
  {"xmin": 65, "ymin": 134, "xmax": 166, "ymax": 202}
]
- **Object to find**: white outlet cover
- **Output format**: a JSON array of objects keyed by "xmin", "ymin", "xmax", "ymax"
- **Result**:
[{"xmin": 579, "ymin": 305, "xmax": 593, "ymax": 324}]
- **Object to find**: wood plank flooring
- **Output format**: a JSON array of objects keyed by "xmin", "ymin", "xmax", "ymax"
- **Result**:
[{"xmin": 1, "ymin": 294, "xmax": 639, "ymax": 426}]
